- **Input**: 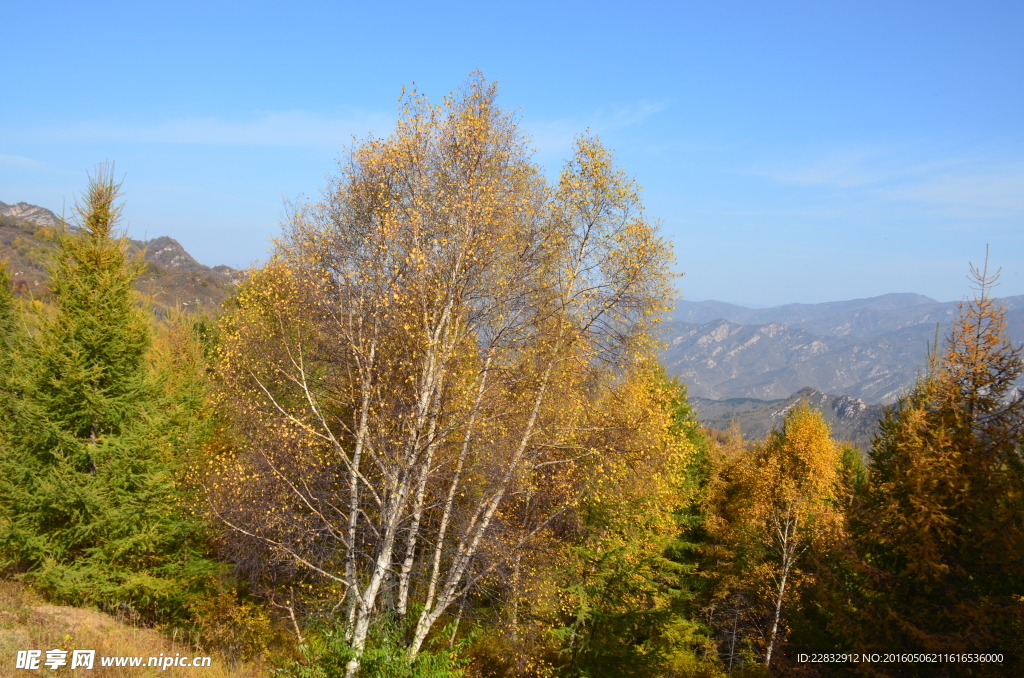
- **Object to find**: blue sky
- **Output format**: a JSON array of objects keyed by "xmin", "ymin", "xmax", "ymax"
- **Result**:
[{"xmin": 2, "ymin": 0, "xmax": 1022, "ymax": 307}]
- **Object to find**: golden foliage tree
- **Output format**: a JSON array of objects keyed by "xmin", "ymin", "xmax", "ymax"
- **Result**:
[
  {"xmin": 206, "ymin": 74, "xmax": 674, "ymax": 675},
  {"xmin": 838, "ymin": 259, "xmax": 1024, "ymax": 676},
  {"xmin": 553, "ymin": 373, "xmax": 721, "ymax": 677},
  {"xmin": 474, "ymin": 369, "xmax": 720, "ymax": 678},
  {"xmin": 705, "ymin": 404, "xmax": 844, "ymax": 672}
]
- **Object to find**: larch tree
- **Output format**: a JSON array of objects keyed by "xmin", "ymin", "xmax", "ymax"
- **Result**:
[
  {"xmin": 206, "ymin": 74, "xmax": 675, "ymax": 675},
  {"xmin": 840, "ymin": 258, "xmax": 1024, "ymax": 676},
  {"xmin": 542, "ymin": 371, "xmax": 720, "ymax": 678},
  {"xmin": 0, "ymin": 166, "xmax": 218, "ymax": 620}
]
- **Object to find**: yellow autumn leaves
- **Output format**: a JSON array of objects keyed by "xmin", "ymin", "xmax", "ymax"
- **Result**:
[
  {"xmin": 202, "ymin": 72, "xmax": 677, "ymax": 673},
  {"xmin": 705, "ymin": 405, "xmax": 845, "ymax": 669}
]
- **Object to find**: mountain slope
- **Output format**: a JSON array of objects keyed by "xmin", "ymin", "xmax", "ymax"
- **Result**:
[
  {"xmin": 0, "ymin": 579, "xmax": 263, "ymax": 677},
  {"xmin": 663, "ymin": 296, "xmax": 1024, "ymax": 403},
  {"xmin": 1, "ymin": 201, "xmax": 242, "ymax": 313},
  {"xmin": 0, "ymin": 201, "xmax": 62, "ymax": 228},
  {"xmin": 691, "ymin": 386, "xmax": 886, "ymax": 451}
]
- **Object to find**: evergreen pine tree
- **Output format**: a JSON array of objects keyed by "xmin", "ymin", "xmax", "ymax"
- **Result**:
[
  {"xmin": 549, "ymin": 373, "xmax": 721, "ymax": 677},
  {"xmin": 0, "ymin": 166, "xmax": 218, "ymax": 621}
]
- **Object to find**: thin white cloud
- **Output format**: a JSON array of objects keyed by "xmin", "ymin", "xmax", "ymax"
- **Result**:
[
  {"xmin": 882, "ymin": 165, "xmax": 1024, "ymax": 214},
  {"xmin": 0, "ymin": 154, "xmax": 48, "ymax": 168},
  {"xmin": 6, "ymin": 101, "xmax": 666, "ymax": 159},
  {"xmin": 759, "ymin": 148, "xmax": 892, "ymax": 187},
  {"xmin": 752, "ymin": 146, "xmax": 1024, "ymax": 217},
  {"xmin": 9, "ymin": 110, "xmax": 396, "ymax": 148},
  {"xmin": 0, "ymin": 154, "xmax": 80, "ymax": 176}
]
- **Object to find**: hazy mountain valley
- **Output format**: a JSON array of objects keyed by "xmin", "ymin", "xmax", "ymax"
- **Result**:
[{"xmin": 664, "ymin": 294, "xmax": 1024, "ymax": 403}]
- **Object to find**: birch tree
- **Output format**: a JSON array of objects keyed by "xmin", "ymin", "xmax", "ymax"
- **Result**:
[
  {"xmin": 207, "ymin": 74, "xmax": 674, "ymax": 675},
  {"xmin": 706, "ymin": 404, "xmax": 844, "ymax": 671}
]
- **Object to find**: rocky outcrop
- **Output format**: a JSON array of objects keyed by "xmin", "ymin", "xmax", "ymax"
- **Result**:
[
  {"xmin": 0, "ymin": 201, "xmax": 62, "ymax": 228},
  {"xmin": 691, "ymin": 387, "xmax": 887, "ymax": 452}
]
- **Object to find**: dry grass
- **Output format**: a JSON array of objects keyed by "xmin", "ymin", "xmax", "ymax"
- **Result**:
[{"xmin": 0, "ymin": 580, "xmax": 268, "ymax": 677}]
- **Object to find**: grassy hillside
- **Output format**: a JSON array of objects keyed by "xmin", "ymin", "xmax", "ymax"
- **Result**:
[{"xmin": 0, "ymin": 580, "xmax": 267, "ymax": 677}]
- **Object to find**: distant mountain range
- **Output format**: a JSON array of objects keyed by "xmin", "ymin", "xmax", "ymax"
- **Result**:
[
  {"xmin": 669, "ymin": 293, "xmax": 942, "ymax": 328},
  {"xmin": 662, "ymin": 295, "xmax": 1024, "ymax": 404},
  {"xmin": 1, "ymin": 200, "xmax": 242, "ymax": 313}
]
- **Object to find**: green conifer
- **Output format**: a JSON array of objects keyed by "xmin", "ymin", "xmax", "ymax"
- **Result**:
[
  {"xmin": 0, "ymin": 166, "xmax": 217, "ymax": 621},
  {"xmin": 0, "ymin": 261, "xmax": 18, "ymax": 442}
]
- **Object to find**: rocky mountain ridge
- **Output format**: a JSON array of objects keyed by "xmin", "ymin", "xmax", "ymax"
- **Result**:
[
  {"xmin": 670, "ymin": 293, "xmax": 941, "ymax": 327},
  {"xmin": 0, "ymin": 201, "xmax": 62, "ymax": 228},
  {"xmin": 663, "ymin": 295, "xmax": 1024, "ymax": 404},
  {"xmin": 1, "ymin": 200, "xmax": 243, "ymax": 312}
]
